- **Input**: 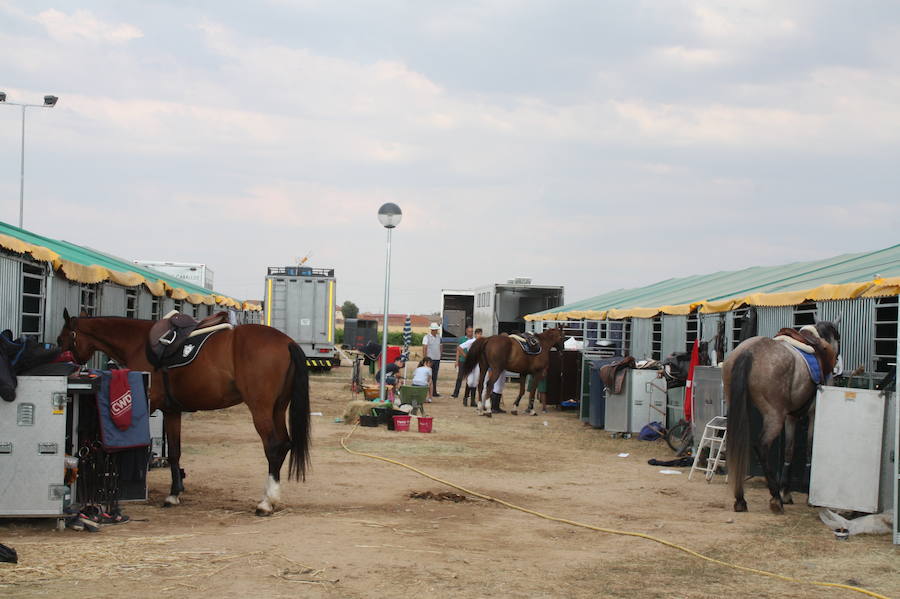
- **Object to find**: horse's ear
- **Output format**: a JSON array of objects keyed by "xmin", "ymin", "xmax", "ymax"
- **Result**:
[
  {"xmin": 63, "ymin": 308, "xmax": 70, "ymax": 324},
  {"xmin": 833, "ymin": 313, "xmax": 843, "ymax": 326}
]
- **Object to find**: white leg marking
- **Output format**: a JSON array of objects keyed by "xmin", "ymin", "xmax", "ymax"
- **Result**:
[
  {"xmin": 165, "ymin": 495, "xmax": 180, "ymax": 506},
  {"xmin": 256, "ymin": 499, "xmax": 273, "ymax": 515},
  {"xmin": 266, "ymin": 474, "xmax": 281, "ymax": 503}
]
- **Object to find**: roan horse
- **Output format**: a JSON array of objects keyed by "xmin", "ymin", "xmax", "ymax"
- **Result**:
[
  {"xmin": 462, "ymin": 327, "xmax": 565, "ymax": 417},
  {"xmin": 724, "ymin": 320, "xmax": 840, "ymax": 514},
  {"xmin": 57, "ymin": 309, "xmax": 310, "ymax": 516}
]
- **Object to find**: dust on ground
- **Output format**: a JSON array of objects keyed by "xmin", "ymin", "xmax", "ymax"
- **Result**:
[{"xmin": 1, "ymin": 368, "xmax": 897, "ymax": 599}]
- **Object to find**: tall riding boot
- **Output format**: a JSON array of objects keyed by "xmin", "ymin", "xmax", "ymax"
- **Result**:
[
  {"xmin": 462, "ymin": 386, "xmax": 471, "ymax": 407},
  {"xmin": 491, "ymin": 392, "xmax": 506, "ymax": 414}
]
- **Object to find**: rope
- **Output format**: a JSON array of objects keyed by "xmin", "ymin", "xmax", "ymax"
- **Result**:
[{"xmin": 340, "ymin": 425, "xmax": 891, "ymax": 599}]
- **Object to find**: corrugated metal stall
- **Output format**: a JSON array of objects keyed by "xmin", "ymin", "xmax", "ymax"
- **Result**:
[
  {"xmin": 0, "ymin": 253, "xmax": 22, "ymax": 334},
  {"xmin": 46, "ymin": 274, "xmax": 81, "ymax": 343},
  {"xmin": 100, "ymin": 284, "xmax": 126, "ymax": 317},
  {"xmin": 630, "ymin": 318, "xmax": 652, "ymax": 360},
  {"xmin": 661, "ymin": 315, "xmax": 686, "ymax": 358},
  {"xmin": 756, "ymin": 306, "xmax": 794, "ymax": 338},
  {"xmin": 136, "ymin": 288, "xmax": 153, "ymax": 320},
  {"xmin": 161, "ymin": 297, "xmax": 175, "ymax": 316},
  {"xmin": 819, "ymin": 298, "xmax": 874, "ymax": 373}
]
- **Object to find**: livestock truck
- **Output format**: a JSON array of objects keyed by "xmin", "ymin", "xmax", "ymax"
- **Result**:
[
  {"xmin": 440, "ymin": 278, "xmax": 564, "ymax": 360},
  {"xmin": 264, "ymin": 266, "xmax": 338, "ymax": 370}
]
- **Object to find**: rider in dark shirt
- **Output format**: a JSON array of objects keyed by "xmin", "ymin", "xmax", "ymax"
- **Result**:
[{"xmin": 376, "ymin": 357, "xmax": 405, "ymax": 393}]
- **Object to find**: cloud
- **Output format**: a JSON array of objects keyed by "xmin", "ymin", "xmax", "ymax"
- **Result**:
[
  {"xmin": 34, "ymin": 9, "xmax": 143, "ymax": 44},
  {"xmin": 653, "ymin": 45, "xmax": 730, "ymax": 68}
]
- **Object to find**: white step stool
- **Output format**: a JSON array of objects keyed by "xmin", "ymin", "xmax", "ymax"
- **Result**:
[{"xmin": 689, "ymin": 416, "xmax": 727, "ymax": 482}]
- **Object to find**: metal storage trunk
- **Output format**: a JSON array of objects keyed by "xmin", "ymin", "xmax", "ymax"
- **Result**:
[
  {"xmin": 809, "ymin": 386, "xmax": 887, "ymax": 513},
  {"xmin": 0, "ymin": 376, "xmax": 72, "ymax": 517},
  {"xmin": 604, "ymin": 382, "xmax": 631, "ymax": 435},
  {"xmin": 586, "ymin": 357, "xmax": 619, "ymax": 428}
]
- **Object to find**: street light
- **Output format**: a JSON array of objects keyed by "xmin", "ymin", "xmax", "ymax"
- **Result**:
[
  {"xmin": 377, "ymin": 202, "xmax": 402, "ymax": 403},
  {"xmin": 0, "ymin": 92, "xmax": 59, "ymax": 228}
]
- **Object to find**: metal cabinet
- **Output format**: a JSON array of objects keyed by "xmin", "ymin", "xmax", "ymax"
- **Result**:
[
  {"xmin": 604, "ymin": 369, "xmax": 666, "ymax": 435},
  {"xmin": 0, "ymin": 376, "xmax": 73, "ymax": 517}
]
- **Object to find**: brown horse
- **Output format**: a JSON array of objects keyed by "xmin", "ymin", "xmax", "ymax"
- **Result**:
[
  {"xmin": 724, "ymin": 320, "xmax": 840, "ymax": 514},
  {"xmin": 461, "ymin": 327, "xmax": 564, "ymax": 417},
  {"xmin": 57, "ymin": 309, "xmax": 310, "ymax": 516}
]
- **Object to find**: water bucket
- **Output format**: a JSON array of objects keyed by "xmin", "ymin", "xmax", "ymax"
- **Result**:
[
  {"xmin": 392, "ymin": 415, "xmax": 411, "ymax": 431},
  {"xmin": 417, "ymin": 416, "xmax": 433, "ymax": 433}
]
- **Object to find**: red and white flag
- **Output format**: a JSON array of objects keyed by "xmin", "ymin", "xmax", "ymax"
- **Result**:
[{"xmin": 683, "ymin": 339, "xmax": 701, "ymax": 423}]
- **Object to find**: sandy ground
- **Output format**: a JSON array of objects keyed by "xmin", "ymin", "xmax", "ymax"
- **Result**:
[{"xmin": 1, "ymin": 367, "xmax": 897, "ymax": 599}]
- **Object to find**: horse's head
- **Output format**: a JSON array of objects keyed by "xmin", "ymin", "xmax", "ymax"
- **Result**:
[
  {"xmin": 57, "ymin": 308, "xmax": 95, "ymax": 365},
  {"xmin": 540, "ymin": 326, "xmax": 566, "ymax": 352},
  {"xmin": 813, "ymin": 319, "xmax": 842, "ymax": 376}
]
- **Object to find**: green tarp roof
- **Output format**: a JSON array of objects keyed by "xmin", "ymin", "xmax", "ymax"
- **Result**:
[{"xmin": 529, "ymin": 244, "xmax": 900, "ymax": 318}]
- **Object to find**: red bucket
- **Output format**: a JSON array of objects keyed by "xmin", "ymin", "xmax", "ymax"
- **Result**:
[
  {"xmin": 417, "ymin": 416, "xmax": 433, "ymax": 433},
  {"xmin": 392, "ymin": 415, "xmax": 411, "ymax": 431}
]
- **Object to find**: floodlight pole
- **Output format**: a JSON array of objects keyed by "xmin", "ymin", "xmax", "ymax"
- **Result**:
[
  {"xmin": 1, "ymin": 95, "xmax": 58, "ymax": 228},
  {"xmin": 378, "ymin": 226, "xmax": 393, "ymax": 403}
]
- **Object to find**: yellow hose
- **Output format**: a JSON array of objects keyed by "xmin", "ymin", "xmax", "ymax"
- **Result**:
[{"xmin": 341, "ymin": 425, "xmax": 891, "ymax": 599}]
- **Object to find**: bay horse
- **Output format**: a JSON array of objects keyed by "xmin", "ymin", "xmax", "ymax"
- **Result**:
[
  {"xmin": 462, "ymin": 328, "xmax": 564, "ymax": 417},
  {"xmin": 724, "ymin": 320, "xmax": 840, "ymax": 514},
  {"xmin": 57, "ymin": 309, "xmax": 310, "ymax": 516}
]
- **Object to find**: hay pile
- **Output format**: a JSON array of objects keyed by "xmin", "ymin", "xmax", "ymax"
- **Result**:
[{"xmin": 342, "ymin": 400, "xmax": 390, "ymax": 424}]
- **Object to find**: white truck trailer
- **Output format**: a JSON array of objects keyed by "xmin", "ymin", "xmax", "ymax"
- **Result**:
[
  {"xmin": 440, "ymin": 278, "xmax": 564, "ymax": 360},
  {"xmin": 264, "ymin": 266, "xmax": 338, "ymax": 370},
  {"xmin": 134, "ymin": 261, "xmax": 215, "ymax": 291}
]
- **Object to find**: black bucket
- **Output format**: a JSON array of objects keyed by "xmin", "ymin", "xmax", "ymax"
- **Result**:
[
  {"xmin": 372, "ymin": 407, "xmax": 392, "ymax": 425},
  {"xmin": 359, "ymin": 414, "xmax": 379, "ymax": 427}
]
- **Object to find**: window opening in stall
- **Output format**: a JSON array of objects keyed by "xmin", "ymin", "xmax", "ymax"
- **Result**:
[
  {"xmin": 685, "ymin": 312, "xmax": 699, "ymax": 351},
  {"xmin": 125, "ymin": 289, "xmax": 138, "ymax": 319},
  {"xmin": 20, "ymin": 263, "xmax": 45, "ymax": 340},
  {"xmin": 651, "ymin": 316, "xmax": 662, "ymax": 360},
  {"xmin": 793, "ymin": 302, "xmax": 818, "ymax": 328},
  {"xmin": 873, "ymin": 296, "xmax": 898, "ymax": 374},
  {"xmin": 731, "ymin": 307, "xmax": 749, "ymax": 350},
  {"xmin": 80, "ymin": 285, "xmax": 97, "ymax": 317},
  {"xmin": 150, "ymin": 296, "xmax": 161, "ymax": 321}
]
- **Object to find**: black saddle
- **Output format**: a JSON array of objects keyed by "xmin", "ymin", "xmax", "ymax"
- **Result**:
[
  {"xmin": 512, "ymin": 333, "xmax": 542, "ymax": 355},
  {"xmin": 147, "ymin": 311, "xmax": 230, "ymax": 369}
]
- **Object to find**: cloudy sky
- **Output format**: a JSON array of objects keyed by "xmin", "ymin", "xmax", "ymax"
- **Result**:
[{"xmin": 1, "ymin": 1, "xmax": 898, "ymax": 313}]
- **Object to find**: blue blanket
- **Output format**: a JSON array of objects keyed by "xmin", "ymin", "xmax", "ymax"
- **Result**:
[
  {"xmin": 791, "ymin": 346, "xmax": 823, "ymax": 385},
  {"xmin": 95, "ymin": 370, "xmax": 151, "ymax": 451}
]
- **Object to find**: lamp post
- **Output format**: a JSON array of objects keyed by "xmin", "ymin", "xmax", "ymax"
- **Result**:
[
  {"xmin": 0, "ymin": 92, "xmax": 59, "ymax": 228},
  {"xmin": 377, "ymin": 202, "xmax": 402, "ymax": 403}
]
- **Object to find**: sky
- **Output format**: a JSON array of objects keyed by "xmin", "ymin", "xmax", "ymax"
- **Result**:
[{"xmin": 1, "ymin": 1, "xmax": 898, "ymax": 314}]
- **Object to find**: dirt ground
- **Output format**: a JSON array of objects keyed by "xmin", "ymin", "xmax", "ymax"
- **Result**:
[{"xmin": 1, "ymin": 367, "xmax": 897, "ymax": 599}]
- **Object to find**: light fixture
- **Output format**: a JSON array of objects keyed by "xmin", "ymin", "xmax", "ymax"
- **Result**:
[{"xmin": 377, "ymin": 202, "xmax": 402, "ymax": 228}]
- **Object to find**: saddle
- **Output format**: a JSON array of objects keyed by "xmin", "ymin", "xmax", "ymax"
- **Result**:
[
  {"xmin": 774, "ymin": 327, "xmax": 837, "ymax": 385},
  {"xmin": 147, "ymin": 311, "xmax": 232, "ymax": 369},
  {"xmin": 509, "ymin": 333, "xmax": 542, "ymax": 355},
  {"xmin": 599, "ymin": 356, "xmax": 636, "ymax": 394}
]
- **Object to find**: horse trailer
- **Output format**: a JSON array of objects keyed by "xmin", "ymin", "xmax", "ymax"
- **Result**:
[
  {"xmin": 264, "ymin": 266, "xmax": 338, "ymax": 369},
  {"xmin": 440, "ymin": 280, "xmax": 564, "ymax": 360}
]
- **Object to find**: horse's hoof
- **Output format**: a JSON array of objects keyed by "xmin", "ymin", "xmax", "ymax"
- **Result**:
[
  {"xmin": 530, "ymin": 410, "xmax": 538, "ymax": 416},
  {"xmin": 769, "ymin": 500, "xmax": 785, "ymax": 515},
  {"xmin": 733, "ymin": 499, "xmax": 747, "ymax": 512},
  {"xmin": 163, "ymin": 495, "xmax": 181, "ymax": 507},
  {"xmin": 484, "ymin": 412, "xmax": 492, "ymax": 418},
  {"xmin": 510, "ymin": 410, "xmax": 517, "ymax": 415},
  {"xmin": 782, "ymin": 494, "xmax": 794, "ymax": 505},
  {"xmin": 256, "ymin": 499, "xmax": 273, "ymax": 516}
]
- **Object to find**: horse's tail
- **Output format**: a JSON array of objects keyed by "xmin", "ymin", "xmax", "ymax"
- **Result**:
[
  {"xmin": 287, "ymin": 343, "xmax": 311, "ymax": 481},
  {"xmin": 726, "ymin": 351, "xmax": 753, "ymax": 501},
  {"xmin": 462, "ymin": 337, "xmax": 487, "ymax": 377}
]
